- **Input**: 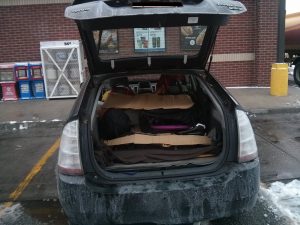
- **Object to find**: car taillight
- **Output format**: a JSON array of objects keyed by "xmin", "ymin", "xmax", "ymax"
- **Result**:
[
  {"xmin": 58, "ymin": 120, "xmax": 83, "ymax": 175},
  {"xmin": 236, "ymin": 109, "xmax": 258, "ymax": 163}
]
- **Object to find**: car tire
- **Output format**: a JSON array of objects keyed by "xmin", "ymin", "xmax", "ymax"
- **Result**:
[{"xmin": 293, "ymin": 63, "xmax": 300, "ymax": 86}]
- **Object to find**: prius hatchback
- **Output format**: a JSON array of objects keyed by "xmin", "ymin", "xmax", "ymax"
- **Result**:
[{"xmin": 57, "ymin": 0, "xmax": 260, "ymax": 224}]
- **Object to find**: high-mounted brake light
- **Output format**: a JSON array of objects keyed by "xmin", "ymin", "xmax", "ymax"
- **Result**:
[
  {"xmin": 131, "ymin": 1, "xmax": 183, "ymax": 8},
  {"xmin": 236, "ymin": 109, "xmax": 258, "ymax": 163},
  {"xmin": 58, "ymin": 120, "xmax": 83, "ymax": 175}
]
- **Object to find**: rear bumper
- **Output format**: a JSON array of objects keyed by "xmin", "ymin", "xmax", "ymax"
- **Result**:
[{"xmin": 58, "ymin": 159, "xmax": 260, "ymax": 225}]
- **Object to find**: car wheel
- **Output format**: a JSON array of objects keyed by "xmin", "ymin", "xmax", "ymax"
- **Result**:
[{"xmin": 293, "ymin": 63, "xmax": 300, "ymax": 86}]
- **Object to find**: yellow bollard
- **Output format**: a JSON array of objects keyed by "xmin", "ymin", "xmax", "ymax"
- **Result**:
[{"xmin": 270, "ymin": 63, "xmax": 288, "ymax": 96}]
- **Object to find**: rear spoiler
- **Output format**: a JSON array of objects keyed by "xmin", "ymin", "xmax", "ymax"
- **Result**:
[
  {"xmin": 72, "ymin": 0, "xmax": 205, "ymax": 5},
  {"xmin": 65, "ymin": 0, "xmax": 246, "ymax": 21}
]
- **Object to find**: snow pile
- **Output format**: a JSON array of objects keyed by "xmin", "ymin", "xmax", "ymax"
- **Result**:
[{"xmin": 263, "ymin": 179, "xmax": 300, "ymax": 224}]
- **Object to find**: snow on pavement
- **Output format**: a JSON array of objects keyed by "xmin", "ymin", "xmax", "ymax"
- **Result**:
[
  {"xmin": 0, "ymin": 203, "xmax": 22, "ymax": 223},
  {"xmin": 261, "ymin": 179, "xmax": 300, "ymax": 225}
]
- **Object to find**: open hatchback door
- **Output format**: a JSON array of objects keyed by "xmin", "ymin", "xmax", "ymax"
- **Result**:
[{"xmin": 65, "ymin": 0, "xmax": 246, "ymax": 75}]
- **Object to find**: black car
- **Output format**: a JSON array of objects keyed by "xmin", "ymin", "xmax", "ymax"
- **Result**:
[{"xmin": 57, "ymin": 0, "xmax": 260, "ymax": 224}]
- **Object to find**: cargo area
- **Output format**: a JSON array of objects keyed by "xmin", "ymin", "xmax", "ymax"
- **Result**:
[{"xmin": 92, "ymin": 72, "xmax": 224, "ymax": 171}]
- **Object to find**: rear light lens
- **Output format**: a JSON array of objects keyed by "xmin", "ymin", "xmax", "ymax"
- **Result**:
[
  {"xmin": 236, "ymin": 109, "xmax": 258, "ymax": 163},
  {"xmin": 58, "ymin": 120, "xmax": 83, "ymax": 175}
]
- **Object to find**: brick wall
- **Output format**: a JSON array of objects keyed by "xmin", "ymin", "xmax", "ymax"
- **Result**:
[
  {"xmin": 0, "ymin": 1, "xmax": 279, "ymax": 87},
  {"xmin": 211, "ymin": 0, "xmax": 256, "ymax": 86},
  {"xmin": 0, "ymin": 4, "xmax": 79, "ymax": 63},
  {"xmin": 254, "ymin": 0, "xmax": 279, "ymax": 86}
]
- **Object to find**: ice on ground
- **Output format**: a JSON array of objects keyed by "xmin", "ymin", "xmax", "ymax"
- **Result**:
[
  {"xmin": 0, "ymin": 203, "xmax": 22, "ymax": 223},
  {"xmin": 22, "ymin": 120, "xmax": 34, "ymax": 123},
  {"xmin": 19, "ymin": 123, "xmax": 28, "ymax": 130},
  {"xmin": 51, "ymin": 119, "xmax": 61, "ymax": 122},
  {"xmin": 262, "ymin": 179, "xmax": 300, "ymax": 225}
]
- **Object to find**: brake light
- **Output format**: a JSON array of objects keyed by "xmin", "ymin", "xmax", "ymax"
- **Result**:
[
  {"xmin": 58, "ymin": 120, "xmax": 83, "ymax": 175},
  {"xmin": 236, "ymin": 109, "xmax": 258, "ymax": 163}
]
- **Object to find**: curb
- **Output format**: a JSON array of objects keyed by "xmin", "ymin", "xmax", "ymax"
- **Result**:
[
  {"xmin": 247, "ymin": 107, "xmax": 300, "ymax": 115},
  {"xmin": 0, "ymin": 120, "xmax": 65, "ymax": 134}
]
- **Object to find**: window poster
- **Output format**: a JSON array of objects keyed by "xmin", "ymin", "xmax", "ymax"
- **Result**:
[
  {"xmin": 134, "ymin": 28, "xmax": 165, "ymax": 52},
  {"xmin": 180, "ymin": 26, "xmax": 207, "ymax": 50},
  {"xmin": 98, "ymin": 29, "xmax": 119, "ymax": 54}
]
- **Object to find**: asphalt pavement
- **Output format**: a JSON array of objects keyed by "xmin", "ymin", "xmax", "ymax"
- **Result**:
[
  {"xmin": 0, "ymin": 127, "xmax": 61, "ymax": 201},
  {"xmin": 252, "ymin": 113, "xmax": 300, "ymax": 183}
]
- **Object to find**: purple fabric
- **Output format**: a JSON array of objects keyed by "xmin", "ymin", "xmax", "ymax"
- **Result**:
[{"xmin": 150, "ymin": 125, "xmax": 190, "ymax": 131}]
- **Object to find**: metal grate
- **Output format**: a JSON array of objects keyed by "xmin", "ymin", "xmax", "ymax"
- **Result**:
[{"xmin": 40, "ymin": 41, "xmax": 84, "ymax": 99}]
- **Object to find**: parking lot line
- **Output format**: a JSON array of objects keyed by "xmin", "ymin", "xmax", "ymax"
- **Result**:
[{"xmin": 0, "ymin": 138, "xmax": 60, "ymax": 215}]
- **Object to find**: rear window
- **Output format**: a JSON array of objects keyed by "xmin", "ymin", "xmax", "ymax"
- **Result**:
[{"xmin": 93, "ymin": 26, "xmax": 207, "ymax": 60}]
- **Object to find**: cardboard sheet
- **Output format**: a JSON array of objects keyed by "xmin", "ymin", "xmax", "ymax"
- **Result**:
[
  {"xmin": 104, "ymin": 133, "xmax": 212, "ymax": 146},
  {"xmin": 102, "ymin": 93, "xmax": 194, "ymax": 110}
]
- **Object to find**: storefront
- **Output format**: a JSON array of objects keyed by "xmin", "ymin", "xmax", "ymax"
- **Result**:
[{"xmin": 0, "ymin": 0, "xmax": 280, "ymax": 87}]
